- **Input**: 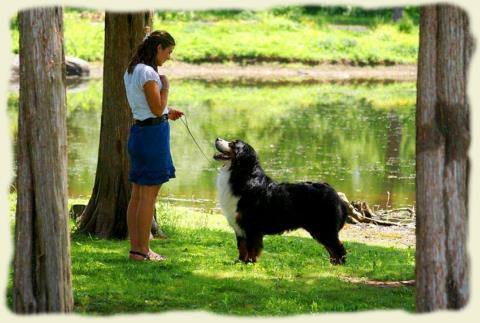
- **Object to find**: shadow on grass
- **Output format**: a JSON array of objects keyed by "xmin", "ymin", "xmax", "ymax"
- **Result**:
[{"xmin": 69, "ymin": 227, "xmax": 415, "ymax": 315}]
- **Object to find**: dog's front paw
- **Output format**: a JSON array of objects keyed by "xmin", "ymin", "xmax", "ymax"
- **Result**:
[
  {"xmin": 241, "ymin": 256, "xmax": 257, "ymax": 264},
  {"xmin": 330, "ymin": 256, "xmax": 346, "ymax": 265},
  {"xmin": 238, "ymin": 255, "xmax": 248, "ymax": 263}
]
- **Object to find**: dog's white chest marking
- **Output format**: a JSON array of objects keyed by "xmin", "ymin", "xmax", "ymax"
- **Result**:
[{"xmin": 217, "ymin": 166, "xmax": 245, "ymax": 238}]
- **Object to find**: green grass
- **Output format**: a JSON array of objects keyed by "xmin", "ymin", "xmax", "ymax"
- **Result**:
[
  {"xmin": 159, "ymin": 14, "xmax": 418, "ymax": 66},
  {"xmin": 10, "ymin": 7, "xmax": 419, "ymax": 66},
  {"xmin": 7, "ymin": 196, "xmax": 415, "ymax": 315}
]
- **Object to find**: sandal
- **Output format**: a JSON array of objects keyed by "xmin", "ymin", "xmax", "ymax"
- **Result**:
[
  {"xmin": 148, "ymin": 249, "xmax": 167, "ymax": 261},
  {"xmin": 129, "ymin": 250, "xmax": 166, "ymax": 262},
  {"xmin": 129, "ymin": 250, "xmax": 150, "ymax": 261}
]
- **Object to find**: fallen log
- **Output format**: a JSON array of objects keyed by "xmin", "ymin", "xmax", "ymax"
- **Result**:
[
  {"xmin": 351, "ymin": 200, "xmax": 376, "ymax": 218},
  {"xmin": 338, "ymin": 192, "xmax": 401, "ymax": 226},
  {"xmin": 11, "ymin": 55, "xmax": 90, "ymax": 80}
]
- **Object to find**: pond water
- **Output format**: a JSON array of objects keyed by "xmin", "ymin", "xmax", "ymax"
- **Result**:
[{"xmin": 8, "ymin": 79, "xmax": 416, "ymax": 212}]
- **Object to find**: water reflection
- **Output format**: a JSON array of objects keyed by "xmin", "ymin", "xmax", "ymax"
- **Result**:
[{"xmin": 8, "ymin": 79, "xmax": 416, "ymax": 211}]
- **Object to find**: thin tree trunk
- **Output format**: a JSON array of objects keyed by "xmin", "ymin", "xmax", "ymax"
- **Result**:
[
  {"xmin": 78, "ymin": 12, "xmax": 151, "ymax": 239},
  {"xmin": 392, "ymin": 7, "xmax": 404, "ymax": 22},
  {"xmin": 416, "ymin": 4, "xmax": 471, "ymax": 311},
  {"xmin": 14, "ymin": 7, "xmax": 73, "ymax": 313}
]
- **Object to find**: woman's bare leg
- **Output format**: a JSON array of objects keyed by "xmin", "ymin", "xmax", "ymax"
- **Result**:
[
  {"xmin": 128, "ymin": 184, "xmax": 164, "ymax": 260},
  {"xmin": 127, "ymin": 183, "xmax": 141, "ymax": 253}
]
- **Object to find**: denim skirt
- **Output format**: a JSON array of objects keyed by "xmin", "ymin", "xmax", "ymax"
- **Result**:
[{"xmin": 128, "ymin": 121, "xmax": 176, "ymax": 185}]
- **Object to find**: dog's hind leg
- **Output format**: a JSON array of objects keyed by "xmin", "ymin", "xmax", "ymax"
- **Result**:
[
  {"xmin": 245, "ymin": 233, "xmax": 264, "ymax": 263},
  {"xmin": 236, "ymin": 235, "xmax": 248, "ymax": 262},
  {"xmin": 308, "ymin": 231, "xmax": 347, "ymax": 265}
]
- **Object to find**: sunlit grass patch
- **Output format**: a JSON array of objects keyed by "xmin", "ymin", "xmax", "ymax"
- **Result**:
[
  {"xmin": 7, "ymin": 196, "xmax": 415, "ymax": 315},
  {"xmin": 69, "ymin": 211, "xmax": 415, "ymax": 315}
]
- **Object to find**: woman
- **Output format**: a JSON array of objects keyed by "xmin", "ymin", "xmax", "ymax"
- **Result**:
[{"xmin": 124, "ymin": 30, "xmax": 183, "ymax": 261}]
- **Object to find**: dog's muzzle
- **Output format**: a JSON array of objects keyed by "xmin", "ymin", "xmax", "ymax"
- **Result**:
[{"xmin": 214, "ymin": 138, "xmax": 233, "ymax": 160}]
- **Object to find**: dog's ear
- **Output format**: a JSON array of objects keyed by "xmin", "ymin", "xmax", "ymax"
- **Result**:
[{"xmin": 233, "ymin": 141, "xmax": 257, "ymax": 167}]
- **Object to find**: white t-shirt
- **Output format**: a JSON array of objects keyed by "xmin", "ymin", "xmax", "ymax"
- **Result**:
[{"xmin": 123, "ymin": 63, "xmax": 168, "ymax": 121}]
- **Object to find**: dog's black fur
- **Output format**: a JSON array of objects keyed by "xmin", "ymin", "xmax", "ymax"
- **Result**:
[{"xmin": 214, "ymin": 138, "xmax": 348, "ymax": 265}]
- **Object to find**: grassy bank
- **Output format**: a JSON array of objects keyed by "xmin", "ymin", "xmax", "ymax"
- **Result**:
[
  {"xmin": 10, "ymin": 7, "xmax": 419, "ymax": 66},
  {"xmin": 6, "ymin": 195, "xmax": 415, "ymax": 315}
]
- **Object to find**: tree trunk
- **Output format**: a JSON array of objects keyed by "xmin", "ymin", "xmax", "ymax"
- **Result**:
[
  {"xmin": 77, "ymin": 12, "xmax": 152, "ymax": 239},
  {"xmin": 14, "ymin": 8, "xmax": 73, "ymax": 313},
  {"xmin": 416, "ymin": 4, "xmax": 472, "ymax": 311}
]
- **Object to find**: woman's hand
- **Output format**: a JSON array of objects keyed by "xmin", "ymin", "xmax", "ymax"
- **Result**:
[
  {"xmin": 159, "ymin": 75, "xmax": 169, "ymax": 91},
  {"xmin": 168, "ymin": 108, "xmax": 184, "ymax": 121}
]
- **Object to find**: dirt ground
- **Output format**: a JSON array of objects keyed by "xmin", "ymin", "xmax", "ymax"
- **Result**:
[
  {"xmin": 9, "ymin": 61, "xmax": 416, "ymax": 89},
  {"xmin": 89, "ymin": 61, "xmax": 417, "ymax": 83},
  {"xmin": 286, "ymin": 220, "xmax": 415, "ymax": 248},
  {"xmin": 340, "ymin": 222, "xmax": 415, "ymax": 248}
]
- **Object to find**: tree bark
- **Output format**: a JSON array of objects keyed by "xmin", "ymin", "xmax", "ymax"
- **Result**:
[
  {"xmin": 14, "ymin": 8, "xmax": 73, "ymax": 313},
  {"xmin": 416, "ymin": 4, "xmax": 472, "ymax": 311},
  {"xmin": 77, "ymin": 12, "xmax": 152, "ymax": 239}
]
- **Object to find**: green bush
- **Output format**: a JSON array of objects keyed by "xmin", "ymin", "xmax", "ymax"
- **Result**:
[{"xmin": 398, "ymin": 13, "xmax": 415, "ymax": 33}]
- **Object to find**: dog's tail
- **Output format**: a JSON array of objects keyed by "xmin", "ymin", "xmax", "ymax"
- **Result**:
[
  {"xmin": 336, "ymin": 192, "xmax": 350, "ymax": 231},
  {"xmin": 338, "ymin": 200, "xmax": 349, "ymax": 231}
]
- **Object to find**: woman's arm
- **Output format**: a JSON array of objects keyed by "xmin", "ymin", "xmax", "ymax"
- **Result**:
[{"xmin": 143, "ymin": 80, "xmax": 169, "ymax": 116}]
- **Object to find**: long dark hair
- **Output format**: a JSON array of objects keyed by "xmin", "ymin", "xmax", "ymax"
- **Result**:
[{"xmin": 127, "ymin": 30, "xmax": 175, "ymax": 74}]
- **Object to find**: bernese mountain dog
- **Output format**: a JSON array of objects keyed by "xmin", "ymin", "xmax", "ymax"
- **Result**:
[{"xmin": 214, "ymin": 138, "xmax": 348, "ymax": 265}]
